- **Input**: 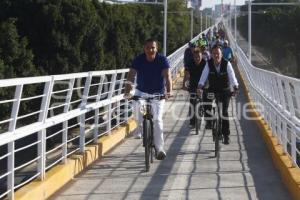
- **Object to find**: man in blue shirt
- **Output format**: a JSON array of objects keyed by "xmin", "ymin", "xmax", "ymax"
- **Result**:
[
  {"xmin": 124, "ymin": 38, "xmax": 172, "ymax": 160},
  {"xmin": 222, "ymin": 40, "xmax": 234, "ymax": 62}
]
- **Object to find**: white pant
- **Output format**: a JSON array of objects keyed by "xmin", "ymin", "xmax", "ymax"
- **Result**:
[{"xmin": 133, "ymin": 90, "xmax": 165, "ymax": 151}]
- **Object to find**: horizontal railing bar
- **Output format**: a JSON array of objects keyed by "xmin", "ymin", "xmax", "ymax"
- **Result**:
[
  {"xmin": 14, "ymin": 173, "xmax": 40, "ymax": 190},
  {"xmin": 14, "ymin": 156, "xmax": 40, "ymax": 171},
  {"xmin": 0, "ymin": 189, "xmax": 11, "ymax": 199},
  {"xmin": 46, "ymin": 156, "xmax": 64, "ymax": 170},
  {"xmin": 0, "ymin": 98, "xmax": 16, "ymax": 104},
  {"xmin": 17, "ymin": 110, "xmax": 42, "ymax": 120},
  {"xmin": 21, "ymin": 94, "xmax": 45, "ymax": 101},
  {"xmin": 0, "ymin": 171, "xmax": 10, "ymax": 180},
  {"xmin": 66, "ymin": 147, "xmax": 80, "ymax": 157},
  {"xmin": 0, "ymin": 118, "xmax": 13, "ymax": 125},
  {"xmin": 0, "ymin": 152, "xmax": 11, "ymax": 160},
  {"xmin": 0, "ymin": 76, "xmax": 51, "ymax": 87},
  {"xmin": 46, "ymin": 128, "xmax": 65, "ymax": 140},
  {"xmin": 46, "ymin": 143, "xmax": 63, "ymax": 155},
  {"xmin": 15, "ymin": 140, "xmax": 40, "ymax": 153},
  {"xmin": 51, "ymin": 88, "xmax": 70, "ymax": 94}
]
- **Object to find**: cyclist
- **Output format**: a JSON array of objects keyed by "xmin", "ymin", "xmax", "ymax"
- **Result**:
[
  {"xmin": 184, "ymin": 42, "xmax": 196, "ymax": 69},
  {"xmin": 182, "ymin": 47, "xmax": 206, "ymax": 127},
  {"xmin": 200, "ymin": 45, "xmax": 210, "ymax": 61},
  {"xmin": 198, "ymin": 33, "xmax": 208, "ymax": 48},
  {"xmin": 124, "ymin": 38, "xmax": 172, "ymax": 160},
  {"xmin": 222, "ymin": 40, "xmax": 234, "ymax": 63},
  {"xmin": 197, "ymin": 45, "xmax": 238, "ymax": 145}
]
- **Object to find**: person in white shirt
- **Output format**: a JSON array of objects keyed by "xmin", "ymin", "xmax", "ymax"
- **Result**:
[{"xmin": 197, "ymin": 45, "xmax": 238, "ymax": 145}]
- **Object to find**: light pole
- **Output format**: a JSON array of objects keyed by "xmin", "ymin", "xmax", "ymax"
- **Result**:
[
  {"xmin": 234, "ymin": 0, "xmax": 237, "ymax": 43},
  {"xmin": 191, "ymin": 9, "xmax": 194, "ymax": 40},
  {"xmin": 163, "ymin": 0, "xmax": 167, "ymax": 56},
  {"xmin": 200, "ymin": 11, "xmax": 203, "ymax": 33},
  {"xmin": 248, "ymin": 0, "xmax": 252, "ymax": 62}
]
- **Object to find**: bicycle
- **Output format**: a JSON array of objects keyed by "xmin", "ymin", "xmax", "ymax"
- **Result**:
[
  {"xmin": 206, "ymin": 92, "xmax": 223, "ymax": 158},
  {"xmin": 207, "ymin": 91, "xmax": 236, "ymax": 158},
  {"xmin": 192, "ymin": 94, "xmax": 204, "ymax": 135},
  {"xmin": 184, "ymin": 81, "xmax": 204, "ymax": 135},
  {"xmin": 132, "ymin": 95, "xmax": 165, "ymax": 172}
]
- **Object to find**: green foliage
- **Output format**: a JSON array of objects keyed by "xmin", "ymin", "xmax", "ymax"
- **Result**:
[
  {"xmin": 238, "ymin": 4, "xmax": 300, "ymax": 77},
  {"xmin": 0, "ymin": 0, "xmax": 198, "ymax": 76},
  {"xmin": 0, "ymin": 18, "xmax": 36, "ymax": 78}
]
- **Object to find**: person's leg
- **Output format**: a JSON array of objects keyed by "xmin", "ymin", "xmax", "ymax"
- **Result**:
[
  {"xmin": 133, "ymin": 100, "xmax": 144, "ymax": 139},
  {"xmin": 203, "ymin": 92, "xmax": 213, "ymax": 129},
  {"xmin": 189, "ymin": 92, "xmax": 196, "ymax": 126},
  {"xmin": 151, "ymin": 99, "xmax": 166, "ymax": 159},
  {"xmin": 220, "ymin": 93, "xmax": 231, "ymax": 144}
]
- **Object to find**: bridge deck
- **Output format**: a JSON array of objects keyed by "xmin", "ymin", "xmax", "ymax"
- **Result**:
[{"xmin": 50, "ymin": 76, "xmax": 291, "ymax": 200}]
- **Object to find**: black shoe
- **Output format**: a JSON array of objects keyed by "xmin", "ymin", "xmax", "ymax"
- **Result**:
[
  {"xmin": 223, "ymin": 136, "xmax": 230, "ymax": 145},
  {"xmin": 156, "ymin": 151, "xmax": 166, "ymax": 160},
  {"xmin": 205, "ymin": 121, "xmax": 212, "ymax": 129}
]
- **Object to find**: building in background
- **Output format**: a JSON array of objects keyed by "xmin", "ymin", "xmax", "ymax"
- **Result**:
[{"xmin": 187, "ymin": 0, "xmax": 202, "ymax": 10}]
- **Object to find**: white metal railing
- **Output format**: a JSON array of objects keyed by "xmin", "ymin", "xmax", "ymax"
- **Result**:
[
  {"xmin": 0, "ymin": 32, "xmax": 214, "ymax": 199},
  {"xmin": 226, "ymin": 27, "xmax": 300, "ymax": 168}
]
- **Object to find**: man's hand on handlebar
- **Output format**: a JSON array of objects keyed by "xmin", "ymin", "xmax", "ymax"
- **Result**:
[
  {"xmin": 231, "ymin": 85, "xmax": 239, "ymax": 97},
  {"xmin": 197, "ymin": 84, "xmax": 204, "ymax": 98}
]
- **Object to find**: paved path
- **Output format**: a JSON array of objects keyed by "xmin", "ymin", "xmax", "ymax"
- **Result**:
[{"xmin": 50, "ymin": 77, "xmax": 291, "ymax": 200}]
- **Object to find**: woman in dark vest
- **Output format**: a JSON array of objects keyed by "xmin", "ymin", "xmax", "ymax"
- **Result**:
[
  {"xmin": 197, "ymin": 45, "xmax": 239, "ymax": 145},
  {"xmin": 183, "ymin": 47, "xmax": 206, "ymax": 127}
]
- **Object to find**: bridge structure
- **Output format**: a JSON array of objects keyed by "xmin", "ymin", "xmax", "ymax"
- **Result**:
[{"xmin": 0, "ymin": 23, "xmax": 300, "ymax": 200}]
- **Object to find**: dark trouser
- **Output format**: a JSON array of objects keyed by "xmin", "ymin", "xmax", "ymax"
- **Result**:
[
  {"xmin": 189, "ymin": 91, "xmax": 197, "ymax": 125},
  {"xmin": 203, "ymin": 91, "xmax": 231, "ymax": 137}
]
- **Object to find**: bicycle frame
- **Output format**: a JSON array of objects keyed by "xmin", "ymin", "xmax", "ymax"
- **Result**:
[
  {"xmin": 132, "ymin": 95, "xmax": 164, "ymax": 171},
  {"xmin": 207, "ymin": 92, "xmax": 223, "ymax": 158},
  {"xmin": 193, "ymin": 96, "xmax": 204, "ymax": 135}
]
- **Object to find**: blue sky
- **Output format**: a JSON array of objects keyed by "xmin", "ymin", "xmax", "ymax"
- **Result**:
[{"xmin": 201, "ymin": 0, "xmax": 246, "ymax": 9}]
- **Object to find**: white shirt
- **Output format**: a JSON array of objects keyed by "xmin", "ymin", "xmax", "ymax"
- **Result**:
[{"xmin": 198, "ymin": 61, "xmax": 238, "ymax": 87}]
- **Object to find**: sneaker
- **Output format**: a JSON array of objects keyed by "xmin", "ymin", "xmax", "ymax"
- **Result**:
[
  {"xmin": 134, "ymin": 134, "xmax": 142, "ymax": 139},
  {"xmin": 156, "ymin": 150, "xmax": 166, "ymax": 160},
  {"xmin": 223, "ymin": 136, "xmax": 230, "ymax": 145}
]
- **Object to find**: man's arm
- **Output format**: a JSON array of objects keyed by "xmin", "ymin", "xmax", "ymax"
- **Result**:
[
  {"xmin": 227, "ymin": 62, "xmax": 238, "ymax": 89},
  {"xmin": 124, "ymin": 68, "xmax": 137, "ymax": 96},
  {"xmin": 162, "ymin": 68, "xmax": 172, "ymax": 97},
  {"xmin": 197, "ymin": 63, "xmax": 209, "ymax": 88}
]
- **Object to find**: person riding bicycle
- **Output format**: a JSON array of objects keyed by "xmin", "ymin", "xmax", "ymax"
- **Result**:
[
  {"xmin": 197, "ymin": 45, "xmax": 238, "ymax": 145},
  {"xmin": 182, "ymin": 47, "xmax": 206, "ymax": 127},
  {"xmin": 222, "ymin": 40, "xmax": 234, "ymax": 62},
  {"xmin": 184, "ymin": 42, "xmax": 196, "ymax": 69},
  {"xmin": 124, "ymin": 38, "xmax": 172, "ymax": 160}
]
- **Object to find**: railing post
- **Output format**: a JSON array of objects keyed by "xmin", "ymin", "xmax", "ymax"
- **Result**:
[
  {"xmin": 7, "ymin": 85, "xmax": 23, "ymax": 200},
  {"xmin": 106, "ymin": 73, "xmax": 117, "ymax": 135},
  {"xmin": 117, "ymin": 72, "xmax": 126, "ymax": 126},
  {"xmin": 284, "ymin": 80, "xmax": 295, "ymax": 117},
  {"xmin": 79, "ymin": 73, "xmax": 92, "ymax": 153},
  {"xmin": 283, "ymin": 122, "xmax": 288, "ymax": 153},
  {"xmin": 93, "ymin": 75, "xmax": 105, "ymax": 143},
  {"xmin": 37, "ymin": 77, "xmax": 54, "ymax": 180},
  {"xmin": 62, "ymin": 78, "xmax": 75, "ymax": 163},
  {"xmin": 291, "ymin": 127, "xmax": 297, "ymax": 165}
]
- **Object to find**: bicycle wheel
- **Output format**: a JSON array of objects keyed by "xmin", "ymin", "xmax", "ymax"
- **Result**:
[
  {"xmin": 150, "ymin": 120, "xmax": 154, "ymax": 163},
  {"xmin": 143, "ymin": 119, "xmax": 151, "ymax": 172}
]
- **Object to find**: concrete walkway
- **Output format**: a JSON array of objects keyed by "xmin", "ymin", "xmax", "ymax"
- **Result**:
[{"xmin": 50, "ymin": 77, "xmax": 291, "ymax": 200}]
